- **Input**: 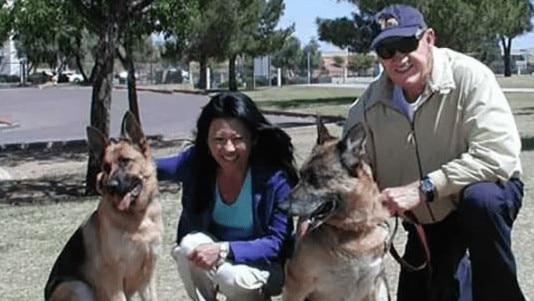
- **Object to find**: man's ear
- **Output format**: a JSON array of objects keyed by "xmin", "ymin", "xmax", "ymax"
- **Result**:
[{"xmin": 424, "ymin": 28, "xmax": 435, "ymax": 46}]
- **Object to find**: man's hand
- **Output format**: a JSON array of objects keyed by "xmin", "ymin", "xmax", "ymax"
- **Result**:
[
  {"xmin": 188, "ymin": 243, "xmax": 221, "ymax": 269},
  {"xmin": 380, "ymin": 181, "xmax": 423, "ymax": 216}
]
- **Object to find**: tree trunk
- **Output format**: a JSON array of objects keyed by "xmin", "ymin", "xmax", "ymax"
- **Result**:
[
  {"xmin": 75, "ymin": 54, "xmax": 88, "ymax": 83},
  {"xmin": 74, "ymin": 35, "xmax": 88, "ymax": 83},
  {"xmin": 116, "ymin": 37, "xmax": 141, "ymax": 124},
  {"xmin": 125, "ymin": 44, "xmax": 140, "ymax": 124},
  {"xmin": 228, "ymin": 54, "xmax": 238, "ymax": 91},
  {"xmin": 85, "ymin": 20, "xmax": 119, "ymax": 195},
  {"xmin": 198, "ymin": 54, "xmax": 207, "ymax": 89},
  {"xmin": 501, "ymin": 36, "xmax": 512, "ymax": 77}
]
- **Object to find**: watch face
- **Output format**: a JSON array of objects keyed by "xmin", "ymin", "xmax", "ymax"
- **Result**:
[
  {"xmin": 422, "ymin": 179, "xmax": 432, "ymax": 192},
  {"xmin": 421, "ymin": 178, "xmax": 435, "ymax": 202}
]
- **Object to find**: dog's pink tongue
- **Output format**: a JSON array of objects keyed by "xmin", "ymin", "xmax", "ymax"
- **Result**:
[
  {"xmin": 118, "ymin": 193, "xmax": 132, "ymax": 211},
  {"xmin": 297, "ymin": 219, "xmax": 310, "ymax": 239}
]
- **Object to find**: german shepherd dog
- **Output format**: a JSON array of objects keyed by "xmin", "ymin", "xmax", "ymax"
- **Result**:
[
  {"xmin": 279, "ymin": 119, "xmax": 391, "ymax": 301},
  {"xmin": 44, "ymin": 112, "xmax": 163, "ymax": 301}
]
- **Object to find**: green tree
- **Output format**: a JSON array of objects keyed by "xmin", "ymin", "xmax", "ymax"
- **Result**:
[
  {"xmin": 0, "ymin": 1, "xmax": 11, "ymax": 44},
  {"xmin": 483, "ymin": 0, "xmax": 533, "ymax": 76},
  {"xmin": 154, "ymin": 0, "xmax": 199, "ymax": 68},
  {"xmin": 11, "ymin": 0, "xmax": 84, "ymax": 73},
  {"xmin": 70, "ymin": 0, "xmax": 159, "ymax": 194},
  {"xmin": 226, "ymin": 0, "xmax": 292, "ymax": 91},
  {"xmin": 341, "ymin": 0, "xmax": 533, "ymax": 75},
  {"xmin": 271, "ymin": 35, "xmax": 302, "ymax": 78},
  {"xmin": 317, "ymin": 9, "xmax": 375, "ymax": 53},
  {"xmin": 299, "ymin": 39, "xmax": 322, "ymax": 77},
  {"xmin": 332, "ymin": 55, "xmax": 345, "ymax": 68},
  {"xmin": 348, "ymin": 53, "xmax": 374, "ymax": 73}
]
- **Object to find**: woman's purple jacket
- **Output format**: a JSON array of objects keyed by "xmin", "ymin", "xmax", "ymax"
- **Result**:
[{"xmin": 156, "ymin": 146, "xmax": 295, "ymax": 264}]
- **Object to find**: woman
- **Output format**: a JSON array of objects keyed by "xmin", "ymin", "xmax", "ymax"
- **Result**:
[{"xmin": 156, "ymin": 92, "xmax": 298, "ymax": 301}]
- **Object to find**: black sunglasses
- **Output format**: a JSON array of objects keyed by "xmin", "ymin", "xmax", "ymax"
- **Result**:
[{"xmin": 375, "ymin": 36, "xmax": 421, "ymax": 59}]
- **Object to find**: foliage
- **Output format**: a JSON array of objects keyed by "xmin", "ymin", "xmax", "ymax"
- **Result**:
[
  {"xmin": 332, "ymin": 55, "xmax": 345, "ymax": 68},
  {"xmin": 10, "ymin": 0, "xmax": 85, "ymax": 72},
  {"xmin": 347, "ymin": 53, "xmax": 375, "ymax": 72},
  {"xmin": 0, "ymin": 0, "xmax": 11, "ymax": 44},
  {"xmin": 158, "ymin": 0, "xmax": 291, "ymax": 90},
  {"xmin": 154, "ymin": 0, "xmax": 199, "ymax": 62},
  {"xmin": 300, "ymin": 39, "xmax": 322, "ymax": 75},
  {"xmin": 317, "ymin": 9, "xmax": 375, "ymax": 53},
  {"xmin": 484, "ymin": 0, "xmax": 534, "ymax": 76},
  {"xmin": 271, "ymin": 36, "xmax": 302, "ymax": 77},
  {"xmin": 271, "ymin": 37, "xmax": 322, "ymax": 78},
  {"xmin": 337, "ymin": 0, "xmax": 533, "ymax": 76}
]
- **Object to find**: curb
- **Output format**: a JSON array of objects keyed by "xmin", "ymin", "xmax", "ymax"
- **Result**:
[
  {"xmin": 0, "ymin": 134, "xmax": 166, "ymax": 152},
  {"xmin": 261, "ymin": 109, "xmax": 345, "ymax": 124},
  {"xmin": 114, "ymin": 85, "xmax": 208, "ymax": 95}
]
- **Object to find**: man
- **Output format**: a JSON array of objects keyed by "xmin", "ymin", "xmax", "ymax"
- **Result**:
[{"xmin": 343, "ymin": 4, "xmax": 525, "ymax": 301}]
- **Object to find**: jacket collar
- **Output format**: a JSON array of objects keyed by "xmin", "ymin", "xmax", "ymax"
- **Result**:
[{"xmin": 367, "ymin": 46, "xmax": 456, "ymax": 108}]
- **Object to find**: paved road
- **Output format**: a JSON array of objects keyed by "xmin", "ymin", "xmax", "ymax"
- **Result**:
[{"xmin": 0, "ymin": 87, "xmax": 315, "ymax": 147}]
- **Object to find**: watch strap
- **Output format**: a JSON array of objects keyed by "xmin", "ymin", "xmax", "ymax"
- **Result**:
[{"xmin": 219, "ymin": 242, "xmax": 230, "ymax": 261}]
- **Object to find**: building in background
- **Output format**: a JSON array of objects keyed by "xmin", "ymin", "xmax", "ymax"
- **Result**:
[{"xmin": 0, "ymin": 37, "xmax": 22, "ymax": 76}]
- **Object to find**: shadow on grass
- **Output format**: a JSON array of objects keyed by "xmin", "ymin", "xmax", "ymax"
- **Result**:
[
  {"xmin": 259, "ymin": 96, "xmax": 355, "ymax": 109},
  {"xmin": 0, "ymin": 138, "xmax": 187, "ymax": 205},
  {"xmin": 0, "ymin": 176, "xmax": 181, "ymax": 206},
  {"xmin": 0, "ymin": 137, "xmax": 188, "ymax": 168},
  {"xmin": 522, "ymin": 136, "xmax": 534, "ymax": 151},
  {"xmin": 514, "ymin": 107, "xmax": 534, "ymax": 116}
]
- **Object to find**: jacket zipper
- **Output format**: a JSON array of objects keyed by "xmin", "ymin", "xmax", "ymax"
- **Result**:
[{"xmin": 411, "ymin": 92, "xmax": 437, "ymax": 222}]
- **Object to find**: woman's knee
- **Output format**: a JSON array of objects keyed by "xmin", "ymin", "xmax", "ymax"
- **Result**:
[
  {"xmin": 215, "ymin": 263, "xmax": 268, "ymax": 296},
  {"xmin": 179, "ymin": 232, "xmax": 215, "ymax": 254}
]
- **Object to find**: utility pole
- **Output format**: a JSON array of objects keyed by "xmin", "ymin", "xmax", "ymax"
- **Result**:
[{"xmin": 307, "ymin": 50, "xmax": 311, "ymax": 85}]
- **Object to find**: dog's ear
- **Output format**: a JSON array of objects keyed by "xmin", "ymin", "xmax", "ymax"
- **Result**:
[
  {"xmin": 316, "ymin": 115, "xmax": 336, "ymax": 145},
  {"xmin": 338, "ymin": 123, "xmax": 368, "ymax": 176},
  {"xmin": 121, "ymin": 111, "xmax": 149, "ymax": 154},
  {"xmin": 86, "ymin": 126, "xmax": 108, "ymax": 163},
  {"xmin": 121, "ymin": 111, "xmax": 144, "ymax": 142}
]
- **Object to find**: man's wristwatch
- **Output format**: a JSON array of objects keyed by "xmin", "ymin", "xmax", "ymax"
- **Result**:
[
  {"xmin": 420, "ymin": 176, "xmax": 436, "ymax": 203},
  {"xmin": 219, "ymin": 242, "xmax": 230, "ymax": 260}
]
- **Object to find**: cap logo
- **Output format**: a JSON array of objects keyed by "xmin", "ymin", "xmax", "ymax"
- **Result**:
[{"xmin": 378, "ymin": 15, "xmax": 399, "ymax": 30}]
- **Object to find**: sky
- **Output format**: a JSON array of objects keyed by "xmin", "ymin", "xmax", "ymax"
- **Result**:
[{"xmin": 279, "ymin": 0, "xmax": 534, "ymax": 51}]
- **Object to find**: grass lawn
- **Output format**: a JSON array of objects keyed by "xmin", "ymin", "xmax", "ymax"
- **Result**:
[{"xmin": 496, "ymin": 74, "xmax": 534, "ymax": 88}]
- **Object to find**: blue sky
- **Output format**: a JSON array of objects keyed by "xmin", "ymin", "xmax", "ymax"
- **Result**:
[{"xmin": 279, "ymin": 0, "xmax": 534, "ymax": 51}]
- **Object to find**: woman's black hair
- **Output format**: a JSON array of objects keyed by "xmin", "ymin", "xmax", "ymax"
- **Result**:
[{"xmin": 193, "ymin": 91, "xmax": 298, "ymax": 213}]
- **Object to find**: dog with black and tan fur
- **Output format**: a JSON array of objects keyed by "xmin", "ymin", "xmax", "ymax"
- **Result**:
[
  {"xmin": 44, "ymin": 112, "xmax": 163, "ymax": 301},
  {"xmin": 280, "ymin": 118, "xmax": 391, "ymax": 301}
]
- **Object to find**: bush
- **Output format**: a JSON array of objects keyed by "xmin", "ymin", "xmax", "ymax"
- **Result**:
[
  {"xmin": 0, "ymin": 74, "xmax": 20, "ymax": 83},
  {"xmin": 28, "ymin": 72, "xmax": 49, "ymax": 84}
]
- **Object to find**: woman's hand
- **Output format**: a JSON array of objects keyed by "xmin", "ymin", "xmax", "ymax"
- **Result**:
[
  {"xmin": 380, "ymin": 181, "xmax": 422, "ymax": 216},
  {"xmin": 188, "ymin": 243, "xmax": 221, "ymax": 269}
]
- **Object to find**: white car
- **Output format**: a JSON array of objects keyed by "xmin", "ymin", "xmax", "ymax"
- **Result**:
[{"xmin": 63, "ymin": 71, "xmax": 84, "ymax": 83}]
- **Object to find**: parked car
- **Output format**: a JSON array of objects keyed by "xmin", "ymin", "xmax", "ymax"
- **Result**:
[
  {"xmin": 117, "ymin": 71, "xmax": 139, "ymax": 84},
  {"xmin": 63, "ymin": 71, "xmax": 84, "ymax": 83}
]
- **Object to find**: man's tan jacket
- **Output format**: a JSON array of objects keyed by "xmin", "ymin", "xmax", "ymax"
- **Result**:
[{"xmin": 343, "ymin": 47, "xmax": 522, "ymax": 224}]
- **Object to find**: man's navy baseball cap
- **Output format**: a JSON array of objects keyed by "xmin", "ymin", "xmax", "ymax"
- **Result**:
[{"xmin": 370, "ymin": 4, "xmax": 427, "ymax": 49}]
